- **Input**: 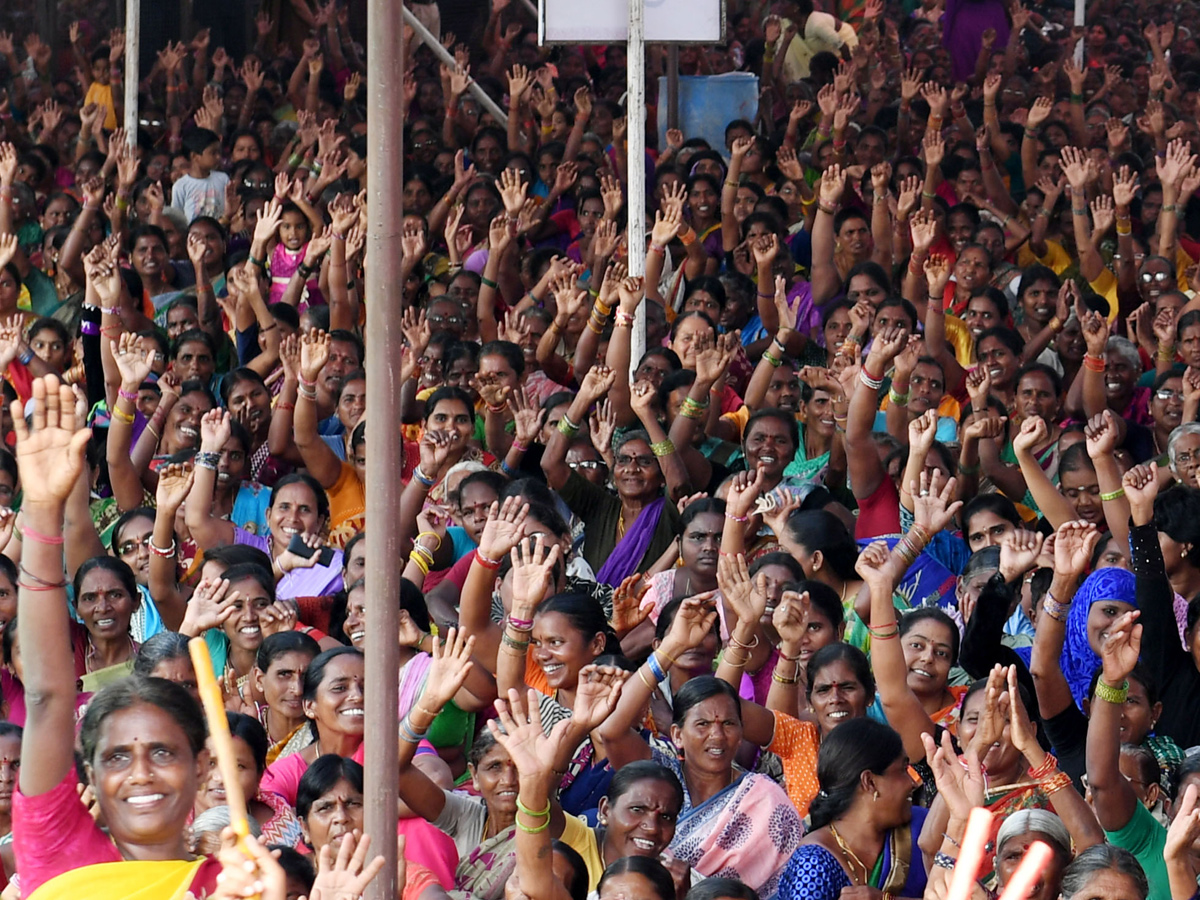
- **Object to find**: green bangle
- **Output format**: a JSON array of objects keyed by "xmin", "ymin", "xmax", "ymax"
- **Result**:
[
  {"xmin": 1094, "ymin": 679, "xmax": 1129, "ymax": 705},
  {"xmin": 1100, "ymin": 487, "xmax": 1125, "ymax": 502},
  {"xmin": 958, "ymin": 462, "xmax": 981, "ymax": 476},
  {"xmin": 481, "ymin": 275, "xmax": 499, "ymax": 290},
  {"xmin": 288, "ymin": 153, "xmax": 302, "ymax": 167}
]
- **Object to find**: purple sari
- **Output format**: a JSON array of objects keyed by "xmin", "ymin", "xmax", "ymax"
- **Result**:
[{"xmin": 595, "ymin": 497, "xmax": 667, "ymax": 587}]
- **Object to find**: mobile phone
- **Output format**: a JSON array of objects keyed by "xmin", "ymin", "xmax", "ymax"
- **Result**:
[{"xmin": 287, "ymin": 533, "xmax": 336, "ymax": 567}]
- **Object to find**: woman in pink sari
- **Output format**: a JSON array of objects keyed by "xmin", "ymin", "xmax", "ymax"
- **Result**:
[{"xmin": 597, "ymin": 596, "xmax": 804, "ymax": 898}]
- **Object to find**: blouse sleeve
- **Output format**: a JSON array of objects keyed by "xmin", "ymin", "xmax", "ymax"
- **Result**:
[{"xmin": 777, "ymin": 845, "xmax": 852, "ymax": 900}]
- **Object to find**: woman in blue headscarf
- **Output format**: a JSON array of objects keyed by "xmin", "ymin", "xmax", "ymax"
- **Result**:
[{"xmin": 1060, "ymin": 567, "xmax": 1138, "ymax": 710}]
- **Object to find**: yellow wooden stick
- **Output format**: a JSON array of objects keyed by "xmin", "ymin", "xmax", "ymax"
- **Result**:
[{"xmin": 188, "ymin": 637, "xmax": 251, "ymax": 841}]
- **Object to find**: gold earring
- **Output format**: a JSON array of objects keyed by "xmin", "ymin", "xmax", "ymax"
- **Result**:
[{"xmin": 873, "ymin": 790, "xmax": 879, "ymax": 801}]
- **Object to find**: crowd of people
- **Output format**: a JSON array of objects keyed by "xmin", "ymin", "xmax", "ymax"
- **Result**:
[{"xmin": 4, "ymin": 0, "xmax": 1200, "ymax": 898}]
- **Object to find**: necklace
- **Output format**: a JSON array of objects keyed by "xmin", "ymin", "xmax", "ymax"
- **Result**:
[
  {"xmin": 86, "ymin": 635, "xmax": 135, "ymax": 673},
  {"xmin": 828, "ymin": 823, "xmax": 870, "ymax": 886}
]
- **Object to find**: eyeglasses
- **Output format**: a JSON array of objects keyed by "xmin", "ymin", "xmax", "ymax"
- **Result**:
[
  {"xmin": 1156, "ymin": 388, "xmax": 1184, "ymax": 401},
  {"xmin": 1141, "ymin": 271, "xmax": 1172, "ymax": 283},
  {"xmin": 117, "ymin": 534, "xmax": 153, "ymax": 556},
  {"xmin": 615, "ymin": 454, "xmax": 657, "ymax": 469},
  {"xmin": 568, "ymin": 460, "xmax": 606, "ymax": 470},
  {"xmin": 1177, "ymin": 451, "xmax": 1199, "ymax": 465},
  {"xmin": 428, "ymin": 313, "xmax": 465, "ymax": 326}
]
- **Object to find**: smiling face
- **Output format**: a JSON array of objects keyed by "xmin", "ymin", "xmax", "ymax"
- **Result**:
[
  {"xmin": 87, "ymin": 703, "xmax": 205, "ymax": 851},
  {"xmin": 221, "ymin": 576, "xmax": 270, "ymax": 654},
  {"xmin": 743, "ymin": 416, "xmax": 796, "ymax": 480},
  {"xmin": 304, "ymin": 654, "xmax": 365, "ymax": 740},
  {"xmin": 669, "ymin": 316, "xmax": 715, "ymax": 369},
  {"xmin": 688, "ymin": 180, "xmax": 718, "ymax": 223},
  {"xmin": 267, "ymin": 482, "xmax": 325, "ymax": 556},
  {"xmin": 531, "ymin": 611, "xmax": 605, "ymax": 691},
  {"xmin": 900, "ymin": 618, "xmax": 954, "ymax": 698},
  {"xmin": 977, "ymin": 336, "xmax": 1019, "ymax": 391},
  {"xmin": 613, "ymin": 437, "xmax": 663, "ymax": 503},
  {"xmin": 1086, "ymin": 597, "xmax": 1137, "ymax": 656},
  {"xmin": 824, "ymin": 307, "xmax": 852, "ymax": 348},
  {"xmin": 164, "ymin": 390, "xmax": 213, "ymax": 450},
  {"xmin": 1021, "ymin": 278, "xmax": 1058, "ymax": 325},
  {"xmin": 598, "ymin": 778, "xmax": 681, "ymax": 862},
  {"xmin": 78, "ymin": 568, "xmax": 136, "ymax": 644},
  {"xmin": 342, "ymin": 586, "xmax": 367, "ymax": 649},
  {"xmin": 470, "ymin": 742, "xmax": 518, "ymax": 815},
  {"xmin": 964, "ymin": 295, "xmax": 1002, "ymax": 339},
  {"xmin": 1061, "ymin": 466, "xmax": 1103, "ymax": 525},
  {"xmin": 671, "ymin": 694, "xmax": 742, "ymax": 777},
  {"xmin": 954, "ymin": 247, "xmax": 991, "ymax": 292},
  {"xmin": 807, "ymin": 659, "xmax": 868, "ymax": 736},
  {"xmin": 765, "ymin": 368, "xmax": 802, "ymax": 414}
]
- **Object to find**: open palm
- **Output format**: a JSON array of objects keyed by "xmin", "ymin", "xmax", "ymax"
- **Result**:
[{"xmin": 14, "ymin": 377, "xmax": 91, "ymax": 506}]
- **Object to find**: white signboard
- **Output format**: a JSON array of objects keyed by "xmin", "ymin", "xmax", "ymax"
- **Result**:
[{"xmin": 539, "ymin": 0, "xmax": 724, "ymax": 44}]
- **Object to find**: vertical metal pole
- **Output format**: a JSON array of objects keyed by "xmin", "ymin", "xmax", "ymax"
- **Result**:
[
  {"xmin": 123, "ymin": 0, "xmax": 140, "ymax": 143},
  {"xmin": 667, "ymin": 45, "xmax": 680, "ymax": 131},
  {"xmin": 364, "ymin": 0, "xmax": 403, "ymax": 894},
  {"xmin": 1073, "ymin": 0, "xmax": 1085, "ymax": 65},
  {"xmin": 628, "ymin": 0, "xmax": 647, "ymax": 370}
]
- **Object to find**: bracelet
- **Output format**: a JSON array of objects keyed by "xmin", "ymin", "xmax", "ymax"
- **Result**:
[
  {"xmin": 1095, "ymin": 678, "xmax": 1130, "ymax": 704},
  {"xmin": 817, "ymin": 203, "xmax": 838, "ymax": 216},
  {"xmin": 486, "ymin": 402, "xmax": 509, "ymax": 415},
  {"xmin": 474, "ymin": 549, "xmax": 502, "ymax": 570},
  {"xmin": 860, "ymin": 369, "xmax": 884, "ymax": 391},
  {"xmin": 118, "ymin": 387, "xmax": 139, "ymax": 402},
  {"xmin": 481, "ymin": 275, "xmax": 499, "ymax": 290},
  {"xmin": 1083, "ymin": 354, "xmax": 1106, "ymax": 372},
  {"xmin": 1041, "ymin": 771, "xmax": 1074, "ymax": 795},
  {"xmin": 958, "ymin": 461, "xmax": 981, "ymax": 476},
  {"xmin": 1027, "ymin": 753, "xmax": 1058, "ymax": 780},
  {"xmin": 558, "ymin": 416, "xmax": 581, "ymax": 438},
  {"xmin": 510, "ymin": 439, "xmax": 529, "ymax": 454},
  {"xmin": 725, "ymin": 511, "xmax": 749, "ymax": 523},
  {"xmin": 149, "ymin": 538, "xmax": 177, "ymax": 558},
  {"xmin": 399, "ymin": 715, "xmax": 428, "ymax": 744},
  {"xmin": 614, "ymin": 310, "xmax": 635, "ymax": 327},
  {"xmin": 17, "ymin": 347, "xmax": 33, "ymax": 367},
  {"xmin": 680, "ymin": 396, "xmax": 709, "ymax": 419},
  {"xmin": 1100, "ymin": 488, "xmax": 1125, "ymax": 502},
  {"xmin": 1042, "ymin": 591, "xmax": 1071, "ymax": 623},
  {"xmin": 888, "ymin": 388, "xmax": 910, "ymax": 406},
  {"xmin": 516, "ymin": 797, "xmax": 552, "ymax": 819},
  {"xmin": 866, "ymin": 623, "xmax": 900, "ymax": 639},
  {"xmin": 195, "ymin": 451, "xmax": 220, "ymax": 470},
  {"xmin": 110, "ymin": 406, "xmax": 135, "ymax": 424},
  {"xmin": 933, "ymin": 853, "xmax": 957, "ymax": 870},
  {"xmin": 410, "ymin": 553, "xmax": 431, "ymax": 576},
  {"xmin": 500, "ymin": 630, "xmax": 530, "ymax": 652},
  {"xmin": 921, "ymin": 190, "xmax": 937, "ymax": 200},
  {"xmin": 1072, "ymin": 207, "xmax": 1088, "ymax": 216},
  {"xmin": 729, "ymin": 632, "xmax": 759, "ymax": 651},
  {"xmin": 1163, "ymin": 204, "xmax": 1178, "ymax": 214},
  {"xmin": 646, "ymin": 653, "xmax": 669, "ymax": 682},
  {"xmin": 649, "ymin": 243, "xmax": 666, "ymax": 256},
  {"xmin": 678, "ymin": 227, "xmax": 696, "ymax": 246},
  {"xmin": 772, "ymin": 667, "xmax": 801, "ymax": 684},
  {"xmin": 20, "ymin": 526, "xmax": 64, "ymax": 546},
  {"xmin": 507, "ymin": 615, "xmax": 534, "ymax": 633},
  {"xmin": 763, "ymin": 350, "xmax": 783, "ymax": 368},
  {"xmin": 19, "ymin": 564, "xmax": 68, "ymax": 588},
  {"xmin": 637, "ymin": 667, "xmax": 657, "ymax": 691},
  {"xmin": 515, "ymin": 814, "xmax": 551, "ymax": 834},
  {"xmin": 276, "ymin": 401, "xmax": 295, "ymax": 412},
  {"xmin": 248, "ymin": 253, "xmax": 265, "ymax": 269},
  {"xmin": 650, "ymin": 438, "xmax": 676, "ymax": 457},
  {"xmin": 416, "ymin": 531, "xmax": 442, "ymax": 552},
  {"xmin": 412, "ymin": 466, "xmax": 436, "ymax": 487}
]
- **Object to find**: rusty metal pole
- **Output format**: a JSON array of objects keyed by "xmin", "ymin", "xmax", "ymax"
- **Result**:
[{"xmin": 363, "ymin": 0, "xmax": 403, "ymax": 894}]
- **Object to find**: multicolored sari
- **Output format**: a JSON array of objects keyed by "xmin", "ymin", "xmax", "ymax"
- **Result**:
[
  {"xmin": 654, "ymin": 738, "xmax": 804, "ymax": 900},
  {"xmin": 453, "ymin": 825, "xmax": 517, "ymax": 900}
]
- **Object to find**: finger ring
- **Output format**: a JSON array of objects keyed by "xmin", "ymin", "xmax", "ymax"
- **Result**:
[{"xmin": 919, "ymin": 489, "xmax": 930, "ymax": 497}]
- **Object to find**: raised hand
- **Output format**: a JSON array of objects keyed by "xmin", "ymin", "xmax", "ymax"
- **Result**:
[
  {"xmin": 611, "ymin": 574, "xmax": 652, "ymax": 636},
  {"xmin": 1098, "ymin": 610, "xmax": 1142, "ymax": 686},
  {"xmin": 911, "ymin": 468, "xmax": 961, "ymax": 534},
  {"xmin": 488, "ymin": 687, "xmax": 575, "ymax": 779},
  {"xmin": 1122, "ymin": 462, "xmax": 1159, "ymax": 526},
  {"xmin": 181, "ymin": 578, "xmax": 241, "ymax": 635},
  {"xmin": 309, "ymin": 830, "xmax": 388, "ymax": 900},
  {"xmin": 12, "ymin": 377, "xmax": 91, "ymax": 508},
  {"xmin": 300, "ymin": 329, "xmax": 331, "ymax": 384},
  {"xmin": 660, "ymin": 592, "xmax": 719, "ymax": 659},
  {"xmin": 998, "ymin": 529, "xmax": 1044, "ymax": 583},
  {"xmin": 111, "ymin": 332, "xmax": 155, "ymax": 389},
  {"xmin": 155, "ymin": 462, "xmax": 195, "ymax": 511},
  {"xmin": 921, "ymin": 729, "xmax": 985, "ymax": 823},
  {"xmin": 477, "ymin": 497, "xmax": 530, "ymax": 563},
  {"xmin": 1012, "ymin": 415, "xmax": 1048, "ymax": 455},
  {"xmin": 579, "ymin": 364, "xmax": 617, "ymax": 403},
  {"xmin": 854, "ymin": 539, "xmax": 895, "ymax": 594},
  {"xmin": 572, "ymin": 665, "xmax": 625, "ymax": 732},
  {"xmin": 509, "ymin": 534, "xmax": 562, "ymax": 614},
  {"xmin": 413, "ymin": 625, "xmax": 475, "ymax": 717},
  {"xmin": 1053, "ymin": 520, "xmax": 1100, "ymax": 579}
]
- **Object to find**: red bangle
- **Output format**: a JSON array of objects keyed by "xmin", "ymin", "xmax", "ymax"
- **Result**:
[
  {"xmin": 475, "ymin": 549, "xmax": 502, "ymax": 570},
  {"xmin": 21, "ymin": 526, "xmax": 64, "ymax": 545},
  {"xmin": 276, "ymin": 401, "xmax": 295, "ymax": 412}
]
